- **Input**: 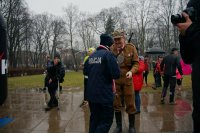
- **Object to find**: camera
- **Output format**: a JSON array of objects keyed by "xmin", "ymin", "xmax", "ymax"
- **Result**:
[{"xmin": 171, "ymin": 7, "xmax": 195, "ymax": 25}]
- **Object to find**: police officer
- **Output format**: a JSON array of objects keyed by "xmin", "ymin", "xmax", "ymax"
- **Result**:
[
  {"xmin": 111, "ymin": 29, "xmax": 139, "ymax": 133},
  {"xmin": 46, "ymin": 53, "xmax": 65, "ymax": 108},
  {"xmin": 84, "ymin": 34, "xmax": 120, "ymax": 133}
]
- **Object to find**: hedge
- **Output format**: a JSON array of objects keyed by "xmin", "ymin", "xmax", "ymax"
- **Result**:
[{"xmin": 8, "ymin": 68, "xmax": 44, "ymax": 77}]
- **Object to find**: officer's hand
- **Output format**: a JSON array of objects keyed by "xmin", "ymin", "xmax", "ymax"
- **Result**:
[
  {"xmin": 176, "ymin": 12, "xmax": 192, "ymax": 36},
  {"xmin": 126, "ymin": 71, "xmax": 132, "ymax": 79}
]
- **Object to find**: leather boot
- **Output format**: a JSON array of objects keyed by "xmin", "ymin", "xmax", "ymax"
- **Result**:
[
  {"xmin": 113, "ymin": 112, "xmax": 122, "ymax": 133},
  {"xmin": 128, "ymin": 114, "xmax": 136, "ymax": 133}
]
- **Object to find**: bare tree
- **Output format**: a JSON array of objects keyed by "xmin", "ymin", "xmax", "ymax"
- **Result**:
[
  {"xmin": 64, "ymin": 4, "xmax": 79, "ymax": 71},
  {"xmin": 0, "ymin": 0, "xmax": 32, "ymax": 68},
  {"xmin": 123, "ymin": 0, "xmax": 155, "ymax": 53},
  {"xmin": 50, "ymin": 17, "xmax": 67, "ymax": 57},
  {"xmin": 156, "ymin": 0, "xmax": 178, "ymax": 52},
  {"xmin": 31, "ymin": 14, "xmax": 47, "ymax": 67},
  {"xmin": 78, "ymin": 13, "xmax": 97, "ymax": 52}
]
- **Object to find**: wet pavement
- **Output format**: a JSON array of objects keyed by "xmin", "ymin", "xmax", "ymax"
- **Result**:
[{"xmin": 0, "ymin": 88, "xmax": 193, "ymax": 133}]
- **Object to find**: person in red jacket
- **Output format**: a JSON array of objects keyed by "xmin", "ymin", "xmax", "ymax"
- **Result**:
[
  {"xmin": 132, "ymin": 56, "xmax": 145, "ymax": 114},
  {"xmin": 152, "ymin": 56, "xmax": 163, "ymax": 89}
]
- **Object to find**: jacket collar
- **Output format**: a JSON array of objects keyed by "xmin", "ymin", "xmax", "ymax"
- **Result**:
[{"xmin": 97, "ymin": 45, "xmax": 110, "ymax": 51}]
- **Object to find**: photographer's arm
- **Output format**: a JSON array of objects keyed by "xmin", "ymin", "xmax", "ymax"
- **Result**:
[{"xmin": 177, "ymin": 13, "xmax": 195, "ymax": 64}]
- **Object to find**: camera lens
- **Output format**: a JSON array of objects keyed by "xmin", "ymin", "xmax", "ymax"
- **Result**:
[{"xmin": 171, "ymin": 14, "xmax": 184, "ymax": 25}]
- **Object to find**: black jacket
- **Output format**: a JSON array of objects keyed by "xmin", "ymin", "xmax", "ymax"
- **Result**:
[
  {"xmin": 179, "ymin": 22, "xmax": 200, "ymax": 109},
  {"xmin": 47, "ymin": 61, "xmax": 65, "ymax": 83},
  {"xmin": 179, "ymin": 0, "xmax": 200, "ymax": 89},
  {"xmin": 160, "ymin": 54, "xmax": 183, "ymax": 77}
]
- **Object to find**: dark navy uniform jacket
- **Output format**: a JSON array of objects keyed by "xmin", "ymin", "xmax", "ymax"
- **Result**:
[{"xmin": 84, "ymin": 45, "xmax": 120, "ymax": 104}]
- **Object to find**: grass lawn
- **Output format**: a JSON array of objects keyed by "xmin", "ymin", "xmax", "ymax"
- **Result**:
[
  {"xmin": 8, "ymin": 71, "xmax": 192, "ymax": 92},
  {"xmin": 8, "ymin": 71, "xmax": 84, "ymax": 90}
]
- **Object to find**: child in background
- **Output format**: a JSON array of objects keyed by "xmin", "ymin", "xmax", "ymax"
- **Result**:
[{"xmin": 132, "ymin": 56, "xmax": 145, "ymax": 114}]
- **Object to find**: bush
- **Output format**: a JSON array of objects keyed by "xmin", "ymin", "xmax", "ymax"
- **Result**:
[{"xmin": 8, "ymin": 67, "xmax": 44, "ymax": 77}]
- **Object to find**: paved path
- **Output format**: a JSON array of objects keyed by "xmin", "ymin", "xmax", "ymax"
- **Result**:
[{"xmin": 0, "ymin": 88, "xmax": 193, "ymax": 133}]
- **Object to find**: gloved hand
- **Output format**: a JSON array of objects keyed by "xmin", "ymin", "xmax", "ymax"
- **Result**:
[{"xmin": 126, "ymin": 71, "xmax": 132, "ymax": 79}]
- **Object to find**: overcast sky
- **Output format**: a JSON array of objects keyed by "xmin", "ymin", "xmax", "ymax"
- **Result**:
[{"xmin": 25, "ymin": 0, "xmax": 124, "ymax": 16}]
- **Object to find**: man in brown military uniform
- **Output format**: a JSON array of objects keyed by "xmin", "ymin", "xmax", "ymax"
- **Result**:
[{"xmin": 111, "ymin": 29, "xmax": 139, "ymax": 133}]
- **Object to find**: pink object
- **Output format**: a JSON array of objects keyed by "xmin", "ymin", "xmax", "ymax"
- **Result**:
[{"xmin": 180, "ymin": 59, "xmax": 192, "ymax": 75}]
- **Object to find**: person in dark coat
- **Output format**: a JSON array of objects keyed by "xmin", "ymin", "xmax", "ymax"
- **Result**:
[
  {"xmin": 176, "ymin": 0, "xmax": 200, "ymax": 132},
  {"xmin": 160, "ymin": 48, "xmax": 183, "ymax": 104},
  {"xmin": 84, "ymin": 34, "xmax": 120, "ymax": 133},
  {"xmin": 46, "ymin": 53, "xmax": 65, "ymax": 108}
]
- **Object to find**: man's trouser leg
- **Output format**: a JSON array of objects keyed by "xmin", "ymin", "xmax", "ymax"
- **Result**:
[
  {"xmin": 89, "ymin": 102, "xmax": 100, "ymax": 133},
  {"xmin": 157, "ymin": 73, "xmax": 162, "ymax": 87},
  {"xmin": 89, "ymin": 102, "xmax": 114, "ymax": 133},
  {"xmin": 169, "ymin": 77, "xmax": 176, "ymax": 102},
  {"xmin": 84, "ymin": 78, "xmax": 88, "ymax": 101},
  {"xmin": 161, "ymin": 75, "xmax": 170, "ymax": 103},
  {"xmin": 48, "ymin": 82, "xmax": 58, "ymax": 107},
  {"xmin": 96, "ymin": 103, "xmax": 114, "ymax": 133},
  {"xmin": 124, "ymin": 84, "xmax": 136, "ymax": 114}
]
